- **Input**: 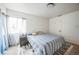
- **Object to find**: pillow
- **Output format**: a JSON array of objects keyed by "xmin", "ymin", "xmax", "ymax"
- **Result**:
[
  {"xmin": 37, "ymin": 31, "xmax": 45, "ymax": 35},
  {"xmin": 32, "ymin": 31, "xmax": 45, "ymax": 36},
  {"xmin": 27, "ymin": 32, "xmax": 32, "ymax": 35},
  {"xmin": 32, "ymin": 32, "xmax": 38, "ymax": 36}
]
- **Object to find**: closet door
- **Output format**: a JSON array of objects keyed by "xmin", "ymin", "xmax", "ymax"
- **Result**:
[{"xmin": 55, "ymin": 18, "xmax": 63, "ymax": 35}]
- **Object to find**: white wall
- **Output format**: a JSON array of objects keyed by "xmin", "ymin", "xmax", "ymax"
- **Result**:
[
  {"xmin": 49, "ymin": 11, "xmax": 79, "ymax": 45},
  {"xmin": 7, "ymin": 9, "xmax": 49, "ymax": 33},
  {"xmin": 27, "ymin": 18, "xmax": 49, "ymax": 33},
  {"xmin": 0, "ymin": 3, "xmax": 6, "ymax": 14}
]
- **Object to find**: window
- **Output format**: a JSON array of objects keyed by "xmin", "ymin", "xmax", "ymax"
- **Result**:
[{"xmin": 8, "ymin": 17, "xmax": 27, "ymax": 34}]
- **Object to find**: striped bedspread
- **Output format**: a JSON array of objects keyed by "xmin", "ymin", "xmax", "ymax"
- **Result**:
[{"xmin": 27, "ymin": 34, "xmax": 65, "ymax": 55}]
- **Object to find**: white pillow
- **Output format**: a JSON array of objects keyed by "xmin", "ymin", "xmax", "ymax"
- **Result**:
[{"xmin": 32, "ymin": 32, "xmax": 38, "ymax": 35}]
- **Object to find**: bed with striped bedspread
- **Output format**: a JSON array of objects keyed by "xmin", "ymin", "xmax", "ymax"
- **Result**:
[{"xmin": 27, "ymin": 34, "xmax": 65, "ymax": 55}]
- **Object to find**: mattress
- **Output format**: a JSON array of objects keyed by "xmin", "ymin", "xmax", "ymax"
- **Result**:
[{"xmin": 27, "ymin": 34, "xmax": 65, "ymax": 55}]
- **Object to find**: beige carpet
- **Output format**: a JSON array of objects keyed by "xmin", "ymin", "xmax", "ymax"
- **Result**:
[
  {"xmin": 4, "ymin": 43, "xmax": 79, "ymax": 55},
  {"xmin": 4, "ymin": 46, "xmax": 18, "ymax": 55},
  {"xmin": 4, "ymin": 45, "xmax": 33, "ymax": 55}
]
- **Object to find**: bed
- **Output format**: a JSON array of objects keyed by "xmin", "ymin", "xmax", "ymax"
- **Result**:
[{"xmin": 27, "ymin": 34, "xmax": 65, "ymax": 55}]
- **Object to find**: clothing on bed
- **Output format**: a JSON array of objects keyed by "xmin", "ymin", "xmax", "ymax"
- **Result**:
[{"xmin": 27, "ymin": 34, "xmax": 65, "ymax": 55}]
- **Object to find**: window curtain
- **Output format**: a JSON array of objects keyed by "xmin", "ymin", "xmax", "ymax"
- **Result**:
[
  {"xmin": 8, "ymin": 17, "xmax": 20, "ymax": 46},
  {"xmin": 0, "ymin": 12, "xmax": 8, "ymax": 54},
  {"xmin": 8, "ymin": 17, "xmax": 27, "ymax": 46}
]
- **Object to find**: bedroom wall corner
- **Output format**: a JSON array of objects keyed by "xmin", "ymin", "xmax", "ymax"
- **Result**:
[{"xmin": 49, "ymin": 10, "xmax": 79, "ymax": 45}]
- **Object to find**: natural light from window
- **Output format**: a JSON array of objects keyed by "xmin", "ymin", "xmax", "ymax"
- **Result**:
[{"xmin": 8, "ymin": 17, "xmax": 27, "ymax": 34}]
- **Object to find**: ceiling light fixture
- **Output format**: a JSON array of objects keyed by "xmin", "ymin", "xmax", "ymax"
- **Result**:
[{"xmin": 47, "ymin": 3, "xmax": 55, "ymax": 8}]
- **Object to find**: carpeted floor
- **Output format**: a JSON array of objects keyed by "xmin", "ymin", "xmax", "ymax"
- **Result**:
[
  {"xmin": 54, "ymin": 42, "xmax": 79, "ymax": 55},
  {"xmin": 69, "ymin": 45, "xmax": 79, "ymax": 55},
  {"xmin": 4, "ymin": 42, "xmax": 79, "ymax": 55},
  {"xmin": 4, "ymin": 46, "xmax": 18, "ymax": 55},
  {"xmin": 4, "ymin": 45, "xmax": 33, "ymax": 55},
  {"xmin": 53, "ymin": 42, "xmax": 71, "ymax": 55}
]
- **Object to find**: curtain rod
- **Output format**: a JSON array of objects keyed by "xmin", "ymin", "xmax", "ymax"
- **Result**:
[
  {"xmin": 6, "ymin": 15, "xmax": 27, "ymax": 20},
  {"xmin": 0, "ymin": 8, "xmax": 27, "ymax": 19},
  {"xmin": 6, "ymin": 8, "xmax": 27, "ymax": 19}
]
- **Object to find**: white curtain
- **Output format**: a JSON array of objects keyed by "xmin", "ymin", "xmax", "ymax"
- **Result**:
[{"xmin": 8, "ymin": 16, "xmax": 27, "ymax": 46}]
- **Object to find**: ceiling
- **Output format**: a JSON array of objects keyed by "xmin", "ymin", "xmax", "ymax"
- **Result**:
[{"xmin": 3, "ymin": 3, "xmax": 79, "ymax": 19}]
